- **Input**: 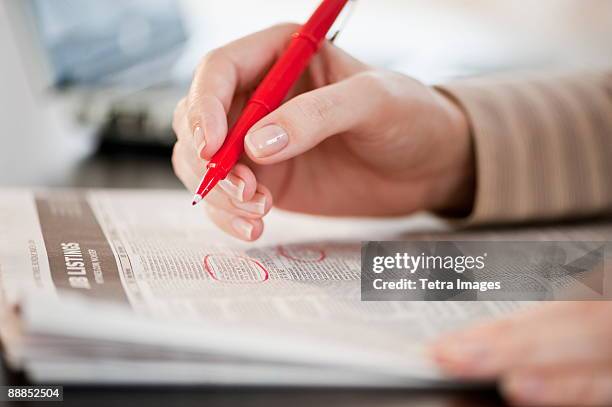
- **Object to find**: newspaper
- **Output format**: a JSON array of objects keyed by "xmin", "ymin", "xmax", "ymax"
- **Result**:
[{"xmin": 0, "ymin": 188, "xmax": 536, "ymax": 385}]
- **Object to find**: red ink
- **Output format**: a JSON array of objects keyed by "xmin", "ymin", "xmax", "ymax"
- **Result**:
[
  {"xmin": 277, "ymin": 245, "xmax": 326, "ymax": 263},
  {"xmin": 203, "ymin": 254, "xmax": 269, "ymax": 283}
]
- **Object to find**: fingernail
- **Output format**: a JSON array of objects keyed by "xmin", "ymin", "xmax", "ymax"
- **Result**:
[
  {"xmin": 219, "ymin": 174, "xmax": 246, "ymax": 201},
  {"xmin": 231, "ymin": 217, "xmax": 253, "ymax": 240},
  {"xmin": 194, "ymin": 126, "xmax": 206, "ymax": 154},
  {"xmin": 246, "ymin": 125, "xmax": 288, "ymax": 158},
  {"xmin": 505, "ymin": 374, "xmax": 543, "ymax": 402},
  {"xmin": 232, "ymin": 192, "xmax": 266, "ymax": 215}
]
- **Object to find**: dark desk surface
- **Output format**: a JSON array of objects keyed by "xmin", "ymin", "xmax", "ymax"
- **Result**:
[
  {"xmin": 0, "ymin": 148, "xmax": 510, "ymax": 406},
  {"xmin": 2, "ymin": 368, "xmax": 507, "ymax": 407}
]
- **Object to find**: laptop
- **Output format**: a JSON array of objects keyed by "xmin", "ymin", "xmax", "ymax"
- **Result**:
[{"xmin": 4, "ymin": 0, "xmax": 189, "ymax": 149}]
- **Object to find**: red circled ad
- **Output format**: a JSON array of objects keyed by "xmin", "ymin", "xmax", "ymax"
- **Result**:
[
  {"xmin": 204, "ymin": 254, "xmax": 269, "ymax": 283},
  {"xmin": 277, "ymin": 245, "xmax": 326, "ymax": 262}
]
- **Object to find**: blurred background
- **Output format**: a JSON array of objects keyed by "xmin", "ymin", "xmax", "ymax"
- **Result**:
[{"xmin": 1, "ymin": 0, "xmax": 612, "ymax": 190}]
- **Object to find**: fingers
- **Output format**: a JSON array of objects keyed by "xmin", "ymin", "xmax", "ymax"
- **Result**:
[
  {"xmin": 430, "ymin": 302, "xmax": 612, "ymax": 406},
  {"xmin": 430, "ymin": 302, "xmax": 612, "ymax": 379},
  {"xmin": 172, "ymin": 98, "xmax": 190, "ymax": 144},
  {"xmin": 186, "ymin": 23, "xmax": 299, "ymax": 159},
  {"xmin": 244, "ymin": 71, "xmax": 388, "ymax": 165},
  {"xmin": 208, "ymin": 179, "xmax": 273, "ymax": 220},
  {"xmin": 218, "ymin": 163, "xmax": 257, "ymax": 202},
  {"xmin": 172, "ymin": 142, "xmax": 271, "ymax": 215},
  {"xmin": 171, "ymin": 140, "xmax": 205, "ymax": 192},
  {"xmin": 171, "ymin": 140, "xmax": 272, "ymax": 241},
  {"xmin": 205, "ymin": 205, "xmax": 264, "ymax": 241},
  {"xmin": 501, "ymin": 366, "xmax": 612, "ymax": 406},
  {"xmin": 203, "ymin": 180, "xmax": 272, "ymax": 242},
  {"xmin": 188, "ymin": 95, "xmax": 227, "ymax": 159}
]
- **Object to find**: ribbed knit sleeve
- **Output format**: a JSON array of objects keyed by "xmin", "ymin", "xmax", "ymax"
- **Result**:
[{"xmin": 436, "ymin": 70, "xmax": 612, "ymax": 224}]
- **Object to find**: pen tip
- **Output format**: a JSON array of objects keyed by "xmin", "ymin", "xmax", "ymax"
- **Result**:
[{"xmin": 192, "ymin": 195, "xmax": 203, "ymax": 206}]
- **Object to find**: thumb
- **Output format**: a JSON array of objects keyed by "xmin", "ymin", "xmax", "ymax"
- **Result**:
[{"xmin": 244, "ymin": 72, "xmax": 386, "ymax": 165}]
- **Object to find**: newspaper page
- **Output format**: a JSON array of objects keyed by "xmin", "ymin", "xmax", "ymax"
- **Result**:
[{"xmin": 0, "ymin": 188, "xmax": 532, "ymax": 384}]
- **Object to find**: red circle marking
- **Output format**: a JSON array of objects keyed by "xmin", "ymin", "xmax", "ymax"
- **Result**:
[
  {"xmin": 203, "ymin": 254, "xmax": 269, "ymax": 282},
  {"xmin": 277, "ymin": 245, "xmax": 326, "ymax": 262}
]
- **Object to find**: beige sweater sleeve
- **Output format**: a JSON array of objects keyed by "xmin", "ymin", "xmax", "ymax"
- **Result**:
[{"xmin": 437, "ymin": 70, "xmax": 612, "ymax": 224}]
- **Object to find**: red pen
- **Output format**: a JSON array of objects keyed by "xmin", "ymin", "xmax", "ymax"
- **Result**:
[{"xmin": 192, "ymin": 0, "xmax": 354, "ymax": 206}]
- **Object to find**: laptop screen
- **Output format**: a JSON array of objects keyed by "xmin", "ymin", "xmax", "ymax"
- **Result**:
[{"xmin": 29, "ymin": 0, "xmax": 186, "ymax": 87}]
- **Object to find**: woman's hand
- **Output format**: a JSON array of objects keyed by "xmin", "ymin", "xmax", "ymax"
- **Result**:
[
  {"xmin": 172, "ymin": 23, "xmax": 474, "ymax": 241},
  {"xmin": 431, "ymin": 302, "xmax": 612, "ymax": 406}
]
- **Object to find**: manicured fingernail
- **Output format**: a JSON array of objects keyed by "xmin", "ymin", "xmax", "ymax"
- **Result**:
[
  {"xmin": 231, "ymin": 217, "xmax": 253, "ymax": 240},
  {"xmin": 245, "ymin": 125, "xmax": 288, "ymax": 158},
  {"xmin": 219, "ymin": 174, "xmax": 246, "ymax": 201},
  {"xmin": 505, "ymin": 374, "xmax": 543, "ymax": 402},
  {"xmin": 194, "ymin": 126, "xmax": 206, "ymax": 153},
  {"xmin": 232, "ymin": 192, "xmax": 266, "ymax": 215}
]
